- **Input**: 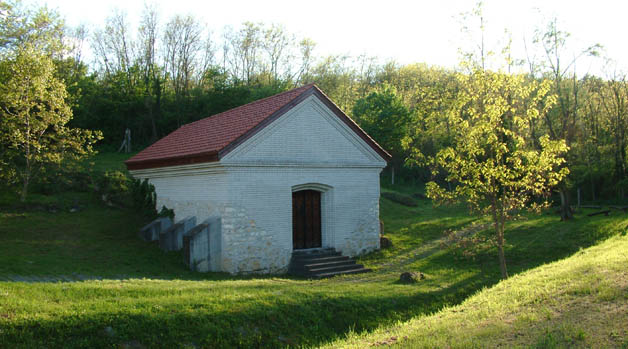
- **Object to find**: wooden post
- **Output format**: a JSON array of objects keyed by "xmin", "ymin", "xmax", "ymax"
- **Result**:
[{"xmin": 577, "ymin": 187, "xmax": 581, "ymax": 209}]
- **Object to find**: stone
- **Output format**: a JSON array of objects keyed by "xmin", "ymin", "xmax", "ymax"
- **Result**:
[
  {"xmin": 380, "ymin": 236, "xmax": 392, "ymax": 249},
  {"xmin": 159, "ymin": 216, "xmax": 196, "ymax": 251},
  {"xmin": 104, "ymin": 326, "xmax": 116, "ymax": 337},
  {"xmin": 399, "ymin": 271, "xmax": 425, "ymax": 284},
  {"xmin": 139, "ymin": 217, "xmax": 173, "ymax": 242},
  {"xmin": 120, "ymin": 340, "xmax": 144, "ymax": 349}
]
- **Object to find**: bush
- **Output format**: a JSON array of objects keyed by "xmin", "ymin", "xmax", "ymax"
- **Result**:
[
  {"xmin": 94, "ymin": 171, "xmax": 130, "ymax": 206},
  {"xmin": 382, "ymin": 192, "xmax": 418, "ymax": 207},
  {"xmin": 94, "ymin": 171, "xmax": 168, "ymax": 220},
  {"xmin": 31, "ymin": 162, "xmax": 93, "ymax": 195},
  {"xmin": 158, "ymin": 205, "xmax": 175, "ymax": 220},
  {"xmin": 129, "ymin": 177, "xmax": 157, "ymax": 218}
]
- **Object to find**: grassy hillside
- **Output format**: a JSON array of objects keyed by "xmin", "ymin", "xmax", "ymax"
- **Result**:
[
  {"xmin": 0, "ymin": 153, "xmax": 627, "ymax": 347},
  {"xmin": 326, "ymin": 233, "xmax": 628, "ymax": 348}
]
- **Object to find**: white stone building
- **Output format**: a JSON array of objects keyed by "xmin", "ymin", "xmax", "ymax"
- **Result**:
[{"xmin": 126, "ymin": 84, "xmax": 390, "ymax": 274}]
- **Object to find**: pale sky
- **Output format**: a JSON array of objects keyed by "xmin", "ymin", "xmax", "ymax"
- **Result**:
[{"xmin": 34, "ymin": 0, "xmax": 628, "ymax": 76}]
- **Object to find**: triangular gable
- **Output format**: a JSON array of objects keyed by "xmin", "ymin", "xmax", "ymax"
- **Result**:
[{"xmin": 222, "ymin": 94, "xmax": 387, "ymax": 166}]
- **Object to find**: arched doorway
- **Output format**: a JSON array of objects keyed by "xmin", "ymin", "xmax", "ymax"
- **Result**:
[{"xmin": 292, "ymin": 189, "xmax": 322, "ymax": 249}]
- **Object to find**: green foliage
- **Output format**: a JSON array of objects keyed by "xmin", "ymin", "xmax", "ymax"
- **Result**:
[
  {"xmin": 0, "ymin": 0, "xmax": 66, "ymax": 54},
  {"xmin": 353, "ymin": 84, "xmax": 412, "ymax": 160},
  {"xmin": 129, "ymin": 177, "xmax": 157, "ymax": 218},
  {"xmin": 0, "ymin": 43, "xmax": 102, "ymax": 201},
  {"xmin": 423, "ymin": 70, "xmax": 569, "ymax": 278},
  {"xmin": 93, "ymin": 171, "xmax": 160, "ymax": 219},
  {"xmin": 95, "ymin": 171, "xmax": 130, "ymax": 206},
  {"xmin": 158, "ymin": 205, "xmax": 175, "ymax": 220}
]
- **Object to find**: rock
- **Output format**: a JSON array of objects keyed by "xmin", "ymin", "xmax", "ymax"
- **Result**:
[
  {"xmin": 277, "ymin": 336, "xmax": 296, "ymax": 346},
  {"xmin": 380, "ymin": 236, "xmax": 392, "ymax": 249},
  {"xmin": 120, "ymin": 340, "xmax": 144, "ymax": 349},
  {"xmin": 104, "ymin": 326, "xmax": 116, "ymax": 337},
  {"xmin": 399, "ymin": 271, "xmax": 425, "ymax": 284}
]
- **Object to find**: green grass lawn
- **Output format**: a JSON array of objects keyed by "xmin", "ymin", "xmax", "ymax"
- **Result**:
[
  {"xmin": 0, "ymin": 155, "xmax": 627, "ymax": 347},
  {"xmin": 326, "ymin": 233, "xmax": 628, "ymax": 348}
]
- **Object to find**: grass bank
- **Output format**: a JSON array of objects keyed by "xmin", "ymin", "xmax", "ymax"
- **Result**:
[{"xmin": 326, "ymin": 233, "xmax": 628, "ymax": 348}]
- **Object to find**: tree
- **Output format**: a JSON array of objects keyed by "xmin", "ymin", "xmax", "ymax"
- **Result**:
[
  {"xmin": 597, "ymin": 71, "xmax": 628, "ymax": 195},
  {"xmin": 0, "ymin": 44, "xmax": 102, "ymax": 201},
  {"xmin": 531, "ymin": 17, "xmax": 601, "ymax": 220},
  {"xmin": 138, "ymin": 3, "xmax": 160, "ymax": 142},
  {"xmin": 162, "ymin": 14, "xmax": 204, "ymax": 127},
  {"xmin": 423, "ymin": 70, "xmax": 568, "ymax": 279},
  {"xmin": 353, "ymin": 84, "xmax": 412, "ymax": 182}
]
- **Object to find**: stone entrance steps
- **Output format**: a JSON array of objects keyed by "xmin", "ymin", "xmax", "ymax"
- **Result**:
[{"xmin": 288, "ymin": 248, "xmax": 371, "ymax": 278}]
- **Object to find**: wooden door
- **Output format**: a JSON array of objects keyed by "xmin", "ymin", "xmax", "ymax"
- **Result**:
[{"xmin": 292, "ymin": 190, "xmax": 322, "ymax": 249}]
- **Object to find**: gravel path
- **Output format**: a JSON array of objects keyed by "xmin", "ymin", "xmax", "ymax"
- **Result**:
[{"xmin": 0, "ymin": 274, "xmax": 125, "ymax": 283}]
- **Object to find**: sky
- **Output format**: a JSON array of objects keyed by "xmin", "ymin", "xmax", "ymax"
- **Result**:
[{"xmin": 32, "ymin": 0, "xmax": 628, "ymax": 76}]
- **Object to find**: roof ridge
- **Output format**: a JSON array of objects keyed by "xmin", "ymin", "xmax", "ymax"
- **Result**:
[{"xmin": 184, "ymin": 83, "xmax": 315, "ymax": 128}]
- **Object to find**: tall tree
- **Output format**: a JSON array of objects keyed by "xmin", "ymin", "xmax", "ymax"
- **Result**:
[
  {"xmin": 598, "ymin": 70, "xmax": 628, "ymax": 195},
  {"xmin": 162, "ymin": 14, "xmax": 204, "ymax": 126},
  {"xmin": 423, "ymin": 70, "xmax": 568, "ymax": 279},
  {"xmin": 353, "ymin": 84, "xmax": 412, "ymax": 182},
  {"xmin": 0, "ymin": 44, "xmax": 102, "ymax": 201},
  {"xmin": 138, "ymin": 3, "xmax": 160, "ymax": 142},
  {"xmin": 533, "ymin": 17, "xmax": 601, "ymax": 220}
]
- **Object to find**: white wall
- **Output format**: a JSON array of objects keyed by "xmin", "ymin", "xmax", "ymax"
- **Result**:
[{"xmin": 220, "ymin": 166, "xmax": 381, "ymax": 273}]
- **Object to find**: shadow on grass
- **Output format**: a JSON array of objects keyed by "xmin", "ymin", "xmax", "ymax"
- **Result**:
[{"xmin": 0, "ymin": 273, "xmax": 493, "ymax": 348}]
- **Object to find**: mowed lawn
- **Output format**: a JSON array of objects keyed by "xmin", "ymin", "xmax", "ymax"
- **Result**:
[{"xmin": 1, "ymin": 160, "xmax": 627, "ymax": 347}]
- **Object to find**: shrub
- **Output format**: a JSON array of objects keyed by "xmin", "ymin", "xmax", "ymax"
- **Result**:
[
  {"xmin": 129, "ymin": 177, "xmax": 158, "ymax": 218},
  {"xmin": 158, "ymin": 205, "xmax": 175, "ymax": 220},
  {"xmin": 94, "ymin": 172, "xmax": 166, "ymax": 220},
  {"xmin": 94, "ymin": 171, "xmax": 130, "ymax": 206},
  {"xmin": 382, "ymin": 192, "xmax": 418, "ymax": 207}
]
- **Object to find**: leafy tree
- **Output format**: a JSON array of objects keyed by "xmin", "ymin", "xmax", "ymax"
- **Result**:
[
  {"xmin": 423, "ymin": 70, "xmax": 569, "ymax": 279},
  {"xmin": 353, "ymin": 84, "xmax": 412, "ymax": 179},
  {"xmin": 530, "ymin": 18, "xmax": 601, "ymax": 219},
  {"xmin": 0, "ymin": 44, "xmax": 102, "ymax": 201}
]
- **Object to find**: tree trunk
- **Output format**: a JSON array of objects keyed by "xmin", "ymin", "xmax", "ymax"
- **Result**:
[
  {"xmin": 497, "ymin": 230, "xmax": 508, "ymax": 279},
  {"xmin": 558, "ymin": 188, "xmax": 574, "ymax": 221},
  {"xmin": 491, "ymin": 199, "xmax": 509, "ymax": 279},
  {"xmin": 391, "ymin": 166, "xmax": 395, "ymax": 185},
  {"xmin": 20, "ymin": 174, "xmax": 29, "ymax": 202}
]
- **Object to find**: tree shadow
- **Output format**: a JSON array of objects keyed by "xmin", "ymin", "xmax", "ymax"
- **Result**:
[{"xmin": 0, "ymin": 272, "xmax": 493, "ymax": 348}]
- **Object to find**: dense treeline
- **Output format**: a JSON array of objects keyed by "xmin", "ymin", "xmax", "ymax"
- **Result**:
[{"xmin": 2, "ymin": 0, "xmax": 628, "ymax": 205}]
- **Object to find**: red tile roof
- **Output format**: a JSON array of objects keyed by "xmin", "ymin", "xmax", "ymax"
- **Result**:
[{"xmin": 125, "ymin": 84, "xmax": 390, "ymax": 170}]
